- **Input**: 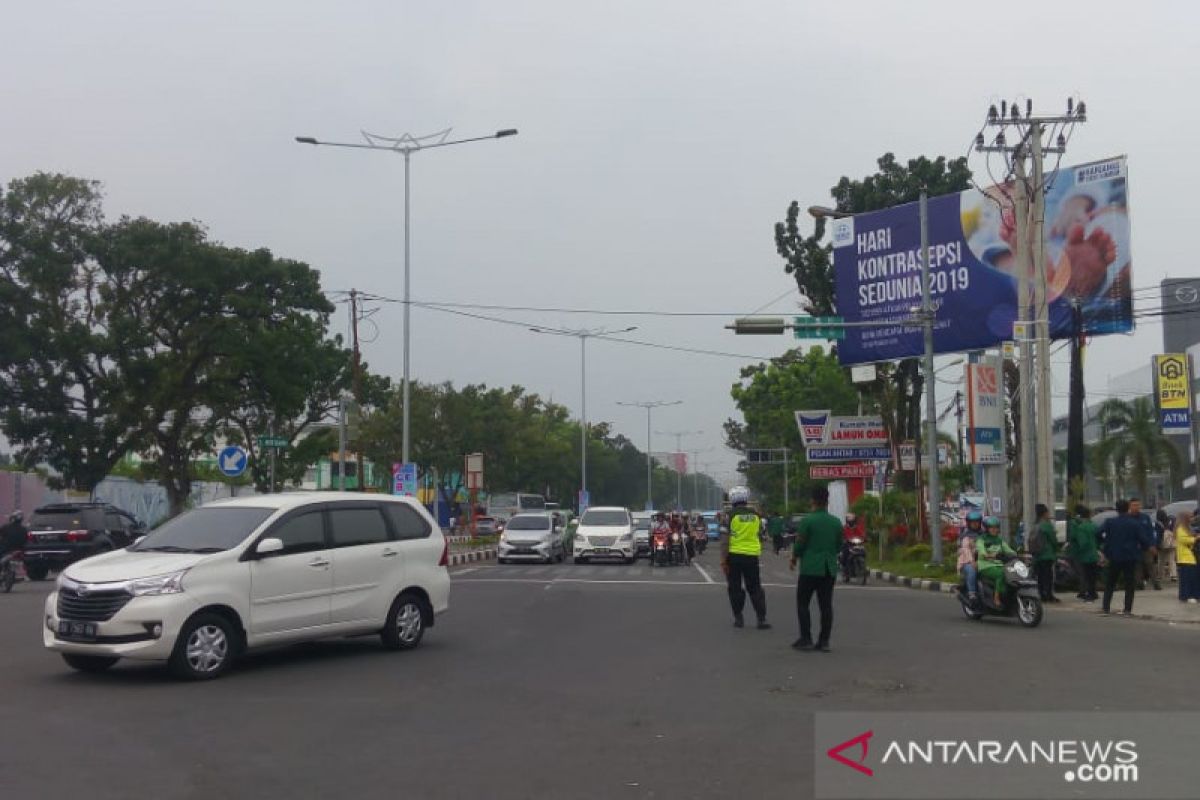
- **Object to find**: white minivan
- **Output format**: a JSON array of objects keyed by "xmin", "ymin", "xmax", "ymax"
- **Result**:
[{"xmin": 43, "ymin": 493, "xmax": 450, "ymax": 680}]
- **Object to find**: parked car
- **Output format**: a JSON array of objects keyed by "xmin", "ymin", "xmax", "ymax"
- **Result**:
[
  {"xmin": 44, "ymin": 493, "xmax": 449, "ymax": 680},
  {"xmin": 573, "ymin": 507, "xmax": 635, "ymax": 564},
  {"xmin": 24, "ymin": 503, "xmax": 145, "ymax": 581},
  {"xmin": 498, "ymin": 513, "xmax": 565, "ymax": 564}
]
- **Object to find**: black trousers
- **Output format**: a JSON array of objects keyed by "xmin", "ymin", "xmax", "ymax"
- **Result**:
[
  {"xmin": 727, "ymin": 553, "xmax": 766, "ymax": 621},
  {"xmin": 796, "ymin": 574, "xmax": 835, "ymax": 645},
  {"xmin": 1103, "ymin": 560, "xmax": 1138, "ymax": 613},
  {"xmin": 1034, "ymin": 560, "xmax": 1056, "ymax": 600},
  {"xmin": 1079, "ymin": 562, "xmax": 1098, "ymax": 599}
]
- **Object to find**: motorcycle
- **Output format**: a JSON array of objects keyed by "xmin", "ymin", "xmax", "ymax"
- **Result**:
[
  {"xmin": 841, "ymin": 537, "xmax": 868, "ymax": 585},
  {"xmin": 669, "ymin": 530, "xmax": 687, "ymax": 566},
  {"xmin": 693, "ymin": 531, "xmax": 707, "ymax": 555},
  {"xmin": 652, "ymin": 530, "xmax": 670, "ymax": 567},
  {"xmin": 0, "ymin": 551, "xmax": 25, "ymax": 593},
  {"xmin": 956, "ymin": 556, "xmax": 1044, "ymax": 628}
]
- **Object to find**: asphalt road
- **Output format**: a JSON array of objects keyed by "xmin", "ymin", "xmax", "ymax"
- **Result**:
[{"xmin": 3, "ymin": 548, "xmax": 1199, "ymax": 800}]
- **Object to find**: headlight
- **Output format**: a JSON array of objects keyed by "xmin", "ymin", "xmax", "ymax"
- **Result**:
[{"xmin": 127, "ymin": 570, "xmax": 188, "ymax": 596}]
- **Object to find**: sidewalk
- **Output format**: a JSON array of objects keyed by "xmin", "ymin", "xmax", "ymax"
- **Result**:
[{"xmin": 1055, "ymin": 583, "xmax": 1200, "ymax": 625}]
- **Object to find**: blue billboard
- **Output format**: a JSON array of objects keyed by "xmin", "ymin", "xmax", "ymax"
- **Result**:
[{"xmin": 830, "ymin": 157, "xmax": 1132, "ymax": 365}]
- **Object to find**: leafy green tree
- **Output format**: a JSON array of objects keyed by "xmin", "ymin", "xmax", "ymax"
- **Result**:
[
  {"xmin": 725, "ymin": 347, "xmax": 858, "ymax": 508},
  {"xmin": 1094, "ymin": 397, "xmax": 1181, "ymax": 500},
  {"xmin": 97, "ymin": 216, "xmax": 337, "ymax": 515},
  {"xmin": 0, "ymin": 173, "xmax": 146, "ymax": 492}
]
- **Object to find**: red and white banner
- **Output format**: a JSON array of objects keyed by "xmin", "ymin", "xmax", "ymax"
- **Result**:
[{"xmin": 809, "ymin": 463, "xmax": 876, "ymax": 480}]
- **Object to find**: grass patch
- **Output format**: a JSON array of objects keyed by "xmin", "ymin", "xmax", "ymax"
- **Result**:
[{"xmin": 874, "ymin": 557, "xmax": 959, "ymax": 583}]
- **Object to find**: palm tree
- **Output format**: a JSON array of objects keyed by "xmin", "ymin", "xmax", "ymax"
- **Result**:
[{"xmin": 1094, "ymin": 397, "xmax": 1181, "ymax": 500}]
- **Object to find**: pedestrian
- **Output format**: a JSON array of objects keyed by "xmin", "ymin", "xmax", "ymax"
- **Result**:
[
  {"xmin": 790, "ymin": 485, "xmax": 842, "ymax": 652},
  {"xmin": 1031, "ymin": 503, "xmax": 1061, "ymax": 603},
  {"xmin": 1129, "ymin": 497, "xmax": 1161, "ymax": 591},
  {"xmin": 767, "ymin": 511, "xmax": 785, "ymax": 555},
  {"xmin": 1100, "ymin": 499, "xmax": 1156, "ymax": 615},
  {"xmin": 1068, "ymin": 505, "xmax": 1100, "ymax": 602},
  {"xmin": 1174, "ymin": 510, "xmax": 1199, "ymax": 604},
  {"xmin": 1157, "ymin": 509, "xmax": 1177, "ymax": 584},
  {"xmin": 720, "ymin": 487, "xmax": 770, "ymax": 630}
]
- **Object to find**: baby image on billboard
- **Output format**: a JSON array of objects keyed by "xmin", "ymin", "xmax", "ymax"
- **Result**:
[{"xmin": 832, "ymin": 157, "xmax": 1132, "ymax": 365}]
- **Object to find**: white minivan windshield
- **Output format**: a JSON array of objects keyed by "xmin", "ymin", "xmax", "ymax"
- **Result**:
[
  {"xmin": 132, "ymin": 507, "xmax": 275, "ymax": 553},
  {"xmin": 580, "ymin": 509, "xmax": 629, "ymax": 527}
]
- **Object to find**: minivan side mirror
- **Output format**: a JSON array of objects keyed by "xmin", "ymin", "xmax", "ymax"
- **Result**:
[{"xmin": 256, "ymin": 538, "xmax": 284, "ymax": 556}]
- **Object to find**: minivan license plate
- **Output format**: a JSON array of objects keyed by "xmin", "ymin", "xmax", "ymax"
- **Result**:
[{"xmin": 58, "ymin": 621, "xmax": 97, "ymax": 641}]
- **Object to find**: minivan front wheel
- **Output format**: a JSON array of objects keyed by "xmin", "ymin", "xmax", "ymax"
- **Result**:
[
  {"xmin": 170, "ymin": 613, "xmax": 236, "ymax": 680},
  {"xmin": 382, "ymin": 592, "xmax": 426, "ymax": 651}
]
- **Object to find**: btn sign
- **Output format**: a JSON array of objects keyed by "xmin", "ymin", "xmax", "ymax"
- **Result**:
[{"xmin": 1154, "ymin": 354, "xmax": 1192, "ymax": 434}]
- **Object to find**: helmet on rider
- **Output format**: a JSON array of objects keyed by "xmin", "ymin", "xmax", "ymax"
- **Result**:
[
  {"xmin": 983, "ymin": 515, "xmax": 1000, "ymax": 531},
  {"xmin": 728, "ymin": 486, "xmax": 751, "ymax": 506},
  {"xmin": 845, "ymin": 512, "xmax": 857, "ymax": 525},
  {"xmin": 965, "ymin": 510, "xmax": 983, "ymax": 531},
  {"xmin": 8, "ymin": 510, "xmax": 22, "ymax": 524}
]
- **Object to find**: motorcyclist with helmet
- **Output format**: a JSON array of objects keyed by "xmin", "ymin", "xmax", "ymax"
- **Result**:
[
  {"xmin": 957, "ymin": 511, "xmax": 985, "ymax": 603},
  {"xmin": 838, "ymin": 512, "xmax": 865, "ymax": 577},
  {"xmin": 976, "ymin": 515, "xmax": 1017, "ymax": 606},
  {"xmin": 1, "ymin": 511, "xmax": 29, "ymax": 580}
]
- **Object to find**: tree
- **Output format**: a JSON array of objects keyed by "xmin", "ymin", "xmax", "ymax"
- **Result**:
[
  {"xmin": 98, "ymin": 217, "xmax": 337, "ymax": 515},
  {"xmin": 0, "ymin": 173, "xmax": 145, "ymax": 492},
  {"xmin": 773, "ymin": 154, "xmax": 973, "ymax": 488},
  {"xmin": 1094, "ymin": 397, "xmax": 1181, "ymax": 501},
  {"xmin": 726, "ymin": 347, "xmax": 858, "ymax": 507}
]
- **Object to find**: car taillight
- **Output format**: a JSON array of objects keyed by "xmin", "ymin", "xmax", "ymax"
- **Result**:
[
  {"xmin": 25, "ymin": 532, "xmax": 34, "ymax": 542},
  {"xmin": 438, "ymin": 540, "xmax": 448, "ymax": 567},
  {"xmin": 66, "ymin": 529, "xmax": 91, "ymax": 542}
]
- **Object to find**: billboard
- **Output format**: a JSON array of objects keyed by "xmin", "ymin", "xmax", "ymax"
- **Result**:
[
  {"xmin": 794, "ymin": 412, "xmax": 886, "ymax": 446},
  {"xmin": 965, "ymin": 356, "xmax": 1005, "ymax": 464},
  {"xmin": 1153, "ymin": 354, "xmax": 1192, "ymax": 434},
  {"xmin": 831, "ymin": 157, "xmax": 1132, "ymax": 365}
]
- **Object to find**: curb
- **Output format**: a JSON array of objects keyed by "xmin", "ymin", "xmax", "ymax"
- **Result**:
[
  {"xmin": 870, "ymin": 568, "xmax": 955, "ymax": 594},
  {"xmin": 448, "ymin": 548, "xmax": 496, "ymax": 567}
]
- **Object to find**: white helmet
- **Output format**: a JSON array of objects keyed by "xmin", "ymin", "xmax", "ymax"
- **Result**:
[{"xmin": 729, "ymin": 486, "xmax": 751, "ymax": 505}]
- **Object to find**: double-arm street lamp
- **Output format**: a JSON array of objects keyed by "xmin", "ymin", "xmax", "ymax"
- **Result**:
[
  {"xmin": 529, "ymin": 325, "xmax": 637, "ymax": 509},
  {"xmin": 617, "ymin": 400, "xmax": 682, "ymax": 511},
  {"xmin": 295, "ymin": 127, "xmax": 519, "ymax": 464}
]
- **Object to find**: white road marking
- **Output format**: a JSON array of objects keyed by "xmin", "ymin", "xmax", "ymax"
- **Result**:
[
  {"xmin": 454, "ymin": 568, "xmax": 478, "ymax": 575},
  {"xmin": 693, "ymin": 562, "xmax": 715, "ymax": 584}
]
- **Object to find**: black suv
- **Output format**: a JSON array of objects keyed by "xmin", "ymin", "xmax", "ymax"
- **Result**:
[{"xmin": 23, "ymin": 503, "xmax": 145, "ymax": 580}]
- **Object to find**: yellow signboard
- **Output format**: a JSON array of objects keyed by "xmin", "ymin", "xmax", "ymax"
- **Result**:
[{"xmin": 1155, "ymin": 354, "xmax": 1190, "ymax": 410}]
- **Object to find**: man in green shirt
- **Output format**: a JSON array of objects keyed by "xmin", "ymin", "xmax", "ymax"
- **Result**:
[
  {"xmin": 1068, "ymin": 504, "xmax": 1100, "ymax": 602},
  {"xmin": 977, "ymin": 518, "xmax": 1017, "ymax": 606},
  {"xmin": 1031, "ymin": 503, "xmax": 1061, "ymax": 603},
  {"xmin": 789, "ymin": 485, "xmax": 842, "ymax": 652}
]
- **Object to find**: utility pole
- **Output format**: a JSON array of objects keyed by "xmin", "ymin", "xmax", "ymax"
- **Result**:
[
  {"xmin": 976, "ymin": 96, "xmax": 1087, "ymax": 536},
  {"xmin": 349, "ymin": 289, "xmax": 365, "ymax": 491},
  {"xmin": 619, "ymin": 400, "xmax": 681, "ymax": 511},
  {"xmin": 337, "ymin": 394, "xmax": 348, "ymax": 492},
  {"xmin": 955, "ymin": 390, "xmax": 965, "ymax": 467},
  {"xmin": 919, "ymin": 191, "xmax": 943, "ymax": 565},
  {"xmin": 1067, "ymin": 299, "xmax": 1086, "ymax": 493}
]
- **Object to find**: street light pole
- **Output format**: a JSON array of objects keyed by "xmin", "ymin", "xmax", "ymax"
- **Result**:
[
  {"xmin": 656, "ymin": 430, "xmax": 701, "ymax": 510},
  {"xmin": 295, "ymin": 127, "xmax": 518, "ymax": 465},
  {"xmin": 532, "ymin": 325, "xmax": 637, "ymax": 509},
  {"xmin": 618, "ymin": 400, "xmax": 681, "ymax": 510}
]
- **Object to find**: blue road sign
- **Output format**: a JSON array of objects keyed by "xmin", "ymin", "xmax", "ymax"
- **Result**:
[
  {"xmin": 807, "ymin": 446, "xmax": 892, "ymax": 463},
  {"xmin": 217, "ymin": 445, "xmax": 248, "ymax": 478}
]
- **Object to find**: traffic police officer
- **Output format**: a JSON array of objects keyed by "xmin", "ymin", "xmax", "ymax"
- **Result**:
[{"xmin": 720, "ymin": 486, "xmax": 770, "ymax": 629}]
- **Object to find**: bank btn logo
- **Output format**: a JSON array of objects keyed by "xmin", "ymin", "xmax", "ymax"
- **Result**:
[
  {"xmin": 830, "ymin": 217, "xmax": 854, "ymax": 248},
  {"xmin": 796, "ymin": 410, "xmax": 831, "ymax": 447}
]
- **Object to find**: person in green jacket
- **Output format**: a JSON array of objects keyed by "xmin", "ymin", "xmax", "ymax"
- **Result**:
[
  {"xmin": 1068, "ymin": 504, "xmax": 1100, "ymax": 602},
  {"xmin": 976, "ymin": 518, "xmax": 1017, "ymax": 606},
  {"xmin": 789, "ymin": 485, "xmax": 842, "ymax": 652},
  {"xmin": 1032, "ymin": 503, "xmax": 1061, "ymax": 603}
]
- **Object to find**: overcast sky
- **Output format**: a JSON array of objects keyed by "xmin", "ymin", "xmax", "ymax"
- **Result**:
[{"xmin": 4, "ymin": 1, "xmax": 1196, "ymax": 486}]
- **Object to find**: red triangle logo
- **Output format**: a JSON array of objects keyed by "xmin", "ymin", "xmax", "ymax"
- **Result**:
[{"xmin": 827, "ymin": 730, "xmax": 874, "ymax": 777}]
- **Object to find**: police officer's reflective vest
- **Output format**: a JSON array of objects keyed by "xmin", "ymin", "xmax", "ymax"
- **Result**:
[{"xmin": 728, "ymin": 510, "xmax": 762, "ymax": 556}]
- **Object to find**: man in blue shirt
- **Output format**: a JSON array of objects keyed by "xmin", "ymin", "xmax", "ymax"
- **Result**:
[{"xmin": 1099, "ymin": 499, "xmax": 1157, "ymax": 614}]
